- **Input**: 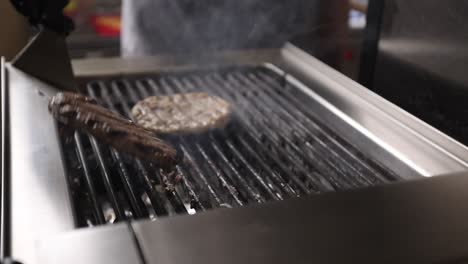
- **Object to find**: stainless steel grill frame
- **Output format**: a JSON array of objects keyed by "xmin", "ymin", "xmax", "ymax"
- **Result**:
[{"xmin": 4, "ymin": 44, "xmax": 468, "ymax": 264}]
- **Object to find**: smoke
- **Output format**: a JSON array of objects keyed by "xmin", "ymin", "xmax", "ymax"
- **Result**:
[{"xmin": 122, "ymin": 0, "xmax": 315, "ymax": 56}]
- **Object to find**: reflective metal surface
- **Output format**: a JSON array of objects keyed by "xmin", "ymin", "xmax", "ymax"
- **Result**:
[
  {"xmin": 72, "ymin": 49, "xmax": 280, "ymax": 77},
  {"xmin": 7, "ymin": 65, "xmax": 74, "ymax": 264},
  {"xmin": 278, "ymin": 44, "xmax": 468, "ymax": 177},
  {"xmin": 132, "ymin": 171, "xmax": 468, "ymax": 264},
  {"xmin": 37, "ymin": 223, "xmax": 143, "ymax": 264},
  {"xmin": 1, "ymin": 56, "xmax": 8, "ymax": 258}
]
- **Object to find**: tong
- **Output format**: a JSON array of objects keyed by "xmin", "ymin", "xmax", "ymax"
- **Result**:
[{"xmin": 49, "ymin": 92, "xmax": 182, "ymax": 171}]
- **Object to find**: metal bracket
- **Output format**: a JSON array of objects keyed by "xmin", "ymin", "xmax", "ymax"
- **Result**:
[
  {"xmin": 12, "ymin": 28, "xmax": 77, "ymax": 92},
  {"xmin": 0, "ymin": 258, "xmax": 22, "ymax": 264}
]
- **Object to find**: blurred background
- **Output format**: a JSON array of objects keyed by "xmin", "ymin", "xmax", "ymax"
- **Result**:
[
  {"xmin": 4, "ymin": 0, "xmax": 468, "ymax": 147},
  {"xmin": 0, "ymin": 0, "xmax": 368, "ymax": 80}
]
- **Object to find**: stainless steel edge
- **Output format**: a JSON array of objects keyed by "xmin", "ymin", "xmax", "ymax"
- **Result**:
[
  {"xmin": 132, "ymin": 171, "xmax": 468, "ymax": 264},
  {"xmin": 72, "ymin": 49, "xmax": 281, "ymax": 77},
  {"xmin": 37, "ymin": 223, "xmax": 143, "ymax": 264},
  {"xmin": 276, "ymin": 44, "xmax": 468, "ymax": 177},
  {"xmin": 1, "ymin": 56, "xmax": 8, "ymax": 259},
  {"xmin": 7, "ymin": 65, "xmax": 75, "ymax": 264}
]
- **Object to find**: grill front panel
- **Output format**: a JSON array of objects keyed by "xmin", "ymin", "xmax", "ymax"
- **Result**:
[{"xmin": 60, "ymin": 66, "xmax": 399, "ymax": 227}]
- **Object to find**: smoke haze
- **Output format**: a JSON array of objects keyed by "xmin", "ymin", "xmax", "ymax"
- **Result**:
[{"xmin": 122, "ymin": 0, "xmax": 316, "ymax": 56}]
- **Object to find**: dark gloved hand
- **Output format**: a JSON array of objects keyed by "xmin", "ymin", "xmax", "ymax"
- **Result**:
[{"xmin": 10, "ymin": 0, "xmax": 74, "ymax": 36}]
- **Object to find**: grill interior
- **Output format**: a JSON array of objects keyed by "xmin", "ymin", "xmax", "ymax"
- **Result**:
[{"xmin": 60, "ymin": 66, "xmax": 400, "ymax": 227}]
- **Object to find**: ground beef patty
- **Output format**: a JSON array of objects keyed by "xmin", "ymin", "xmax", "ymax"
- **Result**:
[{"xmin": 131, "ymin": 92, "xmax": 231, "ymax": 134}]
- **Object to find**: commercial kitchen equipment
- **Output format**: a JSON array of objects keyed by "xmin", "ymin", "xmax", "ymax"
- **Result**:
[{"xmin": 3, "ymin": 1, "xmax": 468, "ymax": 263}]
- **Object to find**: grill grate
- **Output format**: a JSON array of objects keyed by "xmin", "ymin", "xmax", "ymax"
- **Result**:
[{"xmin": 60, "ymin": 66, "xmax": 400, "ymax": 227}]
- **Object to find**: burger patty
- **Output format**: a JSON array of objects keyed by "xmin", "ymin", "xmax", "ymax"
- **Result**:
[{"xmin": 131, "ymin": 92, "xmax": 231, "ymax": 134}]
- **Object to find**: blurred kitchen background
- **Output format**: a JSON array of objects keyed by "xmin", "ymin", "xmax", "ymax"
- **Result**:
[
  {"xmin": 0, "ymin": 0, "xmax": 368, "ymax": 80},
  {"xmin": 3, "ymin": 0, "xmax": 468, "ymax": 147}
]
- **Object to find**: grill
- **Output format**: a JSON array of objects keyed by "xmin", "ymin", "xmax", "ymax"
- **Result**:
[
  {"xmin": 7, "ymin": 41, "xmax": 468, "ymax": 264},
  {"xmin": 61, "ymin": 66, "xmax": 399, "ymax": 227}
]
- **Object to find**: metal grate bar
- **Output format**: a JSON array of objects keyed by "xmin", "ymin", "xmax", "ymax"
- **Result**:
[
  {"xmin": 91, "ymin": 83, "xmax": 169, "ymax": 217},
  {"xmin": 88, "ymin": 137, "xmax": 126, "ymax": 220},
  {"xmin": 96, "ymin": 82, "xmax": 185, "ymax": 216},
  {"xmin": 136, "ymin": 80, "xmax": 245, "ymax": 207},
  {"xmin": 173, "ymin": 75, "xmax": 334, "ymax": 192},
  {"xmin": 203, "ymin": 137, "xmax": 268, "ymax": 203},
  {"xmin": 198, "ymin": 71, "xmax": 396, "ymax": 186},
  {"xmin": 186, "ymin": 74, "xmax": 350, "ymax": 189},
  {"xmin": 113, "ymin": 80, "xmax": 212, "ymax": 211},
  {"xmin": 231, "ymin": 73, "xmax": 378, "ymax": 184},
  {"xmin": 228, "ymin": 72, "xmax": 383, "ymax": 186},
  {"xmin": 225, "ymin": 134, "xmax": 299, "ymax": 196},
  {"xmin": 144, "ymin": 79, "xmax": 281, "ymax": 204},
  {"xmin": 155, "ymin": 78, "xmax": 290, "ymax": 200},
  {"xmin": 255, "ymin": 71, "xmax": 399, "ymax": 181},
  {"xmin": 133, "ymin": 81, "xmax": 212, "ymax": 211},
  {"xmin": 73, "ymin": 132, "xmax": 106, "ymax": 224},
  {"xmin": 192, "ymin": 142, "xmax": 245, "ymax": 206},
  {"xmin": 60, "ymin": 66, "xmax": 400, "ymax": 228},
  {"xmin": 205, "ymin": 74, "xmax": 361, "ymax": 188},
  {"xmin": 160, "ymin": 77, "xmax": 306, "ymax": 197},
  {"xmin": 249, "ymin": 72, "xmax": 392, "ymax": 182},
  {"xmin": 86, "ymin": 88, "xmax": 148, "ymax": 219}
]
